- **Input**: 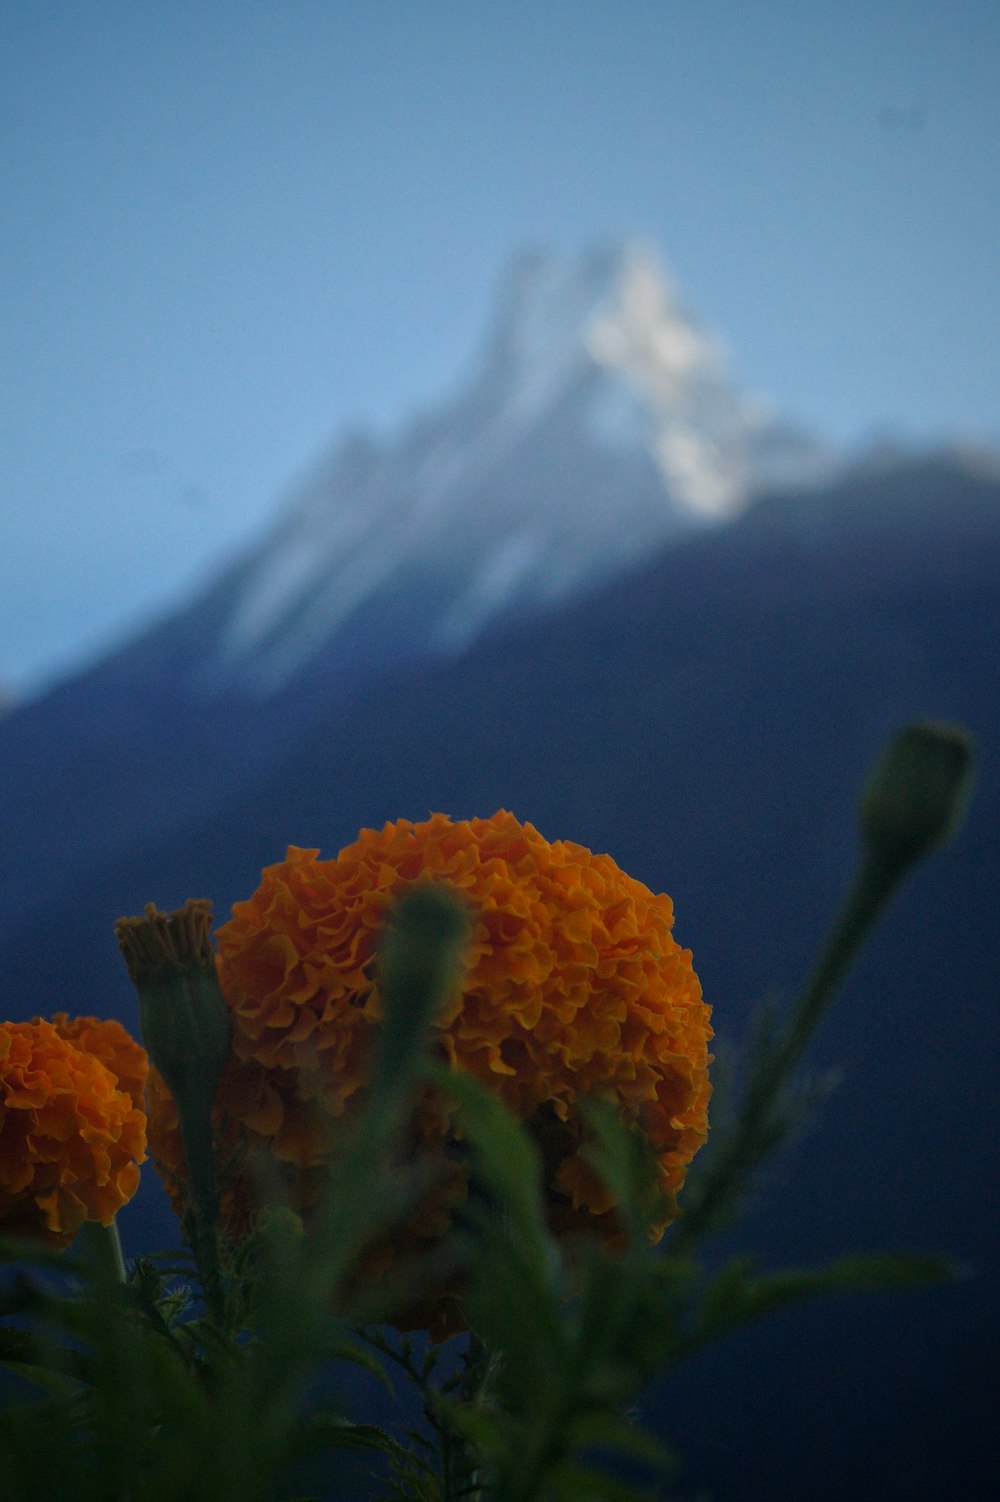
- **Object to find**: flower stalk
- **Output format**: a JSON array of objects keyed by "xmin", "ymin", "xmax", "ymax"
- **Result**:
[
  {"xmin": 77, "ymin": 1218, "xmax": 127, "ymax": 1285},
  {"xmin": 775, "ymin": 719, "xmax": 976, "ymax": 1084},
  {"xmin": 673, "ymin": 720, "xmax": 976, "ymax": 1250},
  {"xmin": 115, "ymin": 899, "xmax": 231, "ymax": 1323}
]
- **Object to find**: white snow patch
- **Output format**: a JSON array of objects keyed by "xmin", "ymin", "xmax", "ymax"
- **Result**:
[
  {"xmin": 587, "ymin": 249, "xmax": 723, "ymax": 402},
  {"xmin": 218, "ymin": 532, "xmax": 327, "ymax": 658},
  {"xmin": 655, "ymin": 427, "xmax": 743, "ymax": 519},
  {"xmin": 242, "ymin": 538, "xmax": 403, "ymax": 694},
  {"xmin": 433, "ymin": 529, "xmax": 545, "ymax": 651},
  {"xmin": 217, "ymin": 502, "xmax": 378, "ymax": 660}
]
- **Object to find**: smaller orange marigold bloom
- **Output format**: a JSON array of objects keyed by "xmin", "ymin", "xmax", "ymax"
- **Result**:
[
  {"xmin": 0, "ymin": 1015, "xmax": 148, "ymax": 1247},
  {"xmin": 148, "ymin": 812, "xmax": 712, "ymax": 1310}
]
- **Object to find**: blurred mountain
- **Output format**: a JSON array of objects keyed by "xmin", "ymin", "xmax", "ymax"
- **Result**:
[
  {"xmin": 197, "ymin": 240, "xmax": 827, "ymax": 697},
  {"xmin": 0, "ymin": 241, "xmax": 830, "ymax": 940}
]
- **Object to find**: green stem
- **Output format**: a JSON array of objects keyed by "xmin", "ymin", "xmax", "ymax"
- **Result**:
[
  {"xmin": 673, "ymin": 851, "xmax": 899, "ymax": 1253},
  {"xmin": 746, "ymin": 853, "xmax": 895, "ymax": 1115},
  {"xmin": 178, "ymin": 1099, "xmax": 227, "ymax": 1328},
  {"xmin": 78, "ymin": 1218, "xmax": 128, "ymax": 1284}
]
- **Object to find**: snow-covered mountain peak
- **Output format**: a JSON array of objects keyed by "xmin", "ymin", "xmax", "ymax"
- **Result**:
[
  {"xmin": 586, "ymin": 243, "xmax": 726, "ymax": 403},
  {"xmin": 477, "ymin": 243, "xmax": 626, "ymax": 412},
  {"xmin": 477, "ymin": 240, "xmax": 715, "ymax": 420},
  {"xmin": 474, "ymin": 239, "xmax": 822, "ymax": 518},
  {"xmin": 194, "ymin": 241, "xmax": 832, "ymax": 696}
]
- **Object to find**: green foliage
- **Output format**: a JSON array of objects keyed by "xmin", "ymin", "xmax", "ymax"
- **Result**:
[
  {"xmin": 0, "ymin": 724, "xmax": 976, "ymax": 1499},
  {"xmin": 0, "ymin": 1053, "xmax": 961, "ymax": 1502}
]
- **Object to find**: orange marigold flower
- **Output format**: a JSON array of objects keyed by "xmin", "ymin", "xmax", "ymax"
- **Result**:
[
  {"xmin": 48, "ymin": 1013, "xmax": 149, "ymax": 1116},
  {"xmin": 0, "ymin": 1016, "xmax": 148, "ymax": 1246},
  {"xmin": 148, "ymin": 812, "xmax": 711, "ymax": 1293}
]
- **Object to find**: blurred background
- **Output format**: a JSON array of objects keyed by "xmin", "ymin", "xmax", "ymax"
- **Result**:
[
  {"xmin": 2, "ymin": 4, "xmax": 998, "ymax": 1499},
  {"xmin": 3, "ymin": 0, "xmax": 998, "ymax": 697}
]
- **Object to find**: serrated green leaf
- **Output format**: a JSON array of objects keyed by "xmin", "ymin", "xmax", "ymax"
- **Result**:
[
  {"xmin": 281, "ymin": 1413, "xmax": 410, "ymax": 1465},
  {"xmin": 0, "ymin": 1357, "xmax": 91, "ymax": 1401},
  {"xmin": 576, "ymin": 1097, "xmax": 664, "ymax": 1246},
  {"xmin": 687, "ymin": 1248, "xmax": 961, "ymax": 1353},
  {"xmin": 420, "ymin": 1059, "xmax": 568, "ymax": 1386},
  {"xmin": 820, "ymin": 1250, "xmax": 964, "ymax": 1289},
  {"xmin": 564, "ymin": 1408, "xmax": 674, "ymax": 1472},
  {"xmin": 422, "ymin": 1062, "xmax": 547, "ymax": 1245},
  {"xmin": 317, "ymin": 1335, "xmax": 396, "ymax": 1395},
  {"xmin": 436, "ymin": 1395, "xmax": 508, "ymax": 1456}
]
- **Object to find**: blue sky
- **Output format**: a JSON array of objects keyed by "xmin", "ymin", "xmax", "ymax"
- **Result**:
[{"xmin": 3, "ymin": 0, "xmax": 998, "ymax": 695}]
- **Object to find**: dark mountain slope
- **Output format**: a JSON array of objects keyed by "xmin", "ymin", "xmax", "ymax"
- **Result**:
[{"xmin": 3, "ymin": 454, "xmax": 998, "ymax": 1500}]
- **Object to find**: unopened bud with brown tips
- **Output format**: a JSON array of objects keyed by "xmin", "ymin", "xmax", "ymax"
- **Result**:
[
  {"xmin": 115, "ymin": 898, "xmax": 231, "ymax": 1112},
  {"xmin": 115, "ymin": 899, "xmax": 232, "ymax": 1317}
]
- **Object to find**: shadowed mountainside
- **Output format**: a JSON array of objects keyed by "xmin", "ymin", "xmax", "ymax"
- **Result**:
[{"xmin": 3, "ymin": 453, "xmax": 998, "ymax": 1499}]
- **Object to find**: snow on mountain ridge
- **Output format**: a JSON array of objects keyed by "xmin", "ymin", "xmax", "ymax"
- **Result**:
[
  {"xmin": 586, "ymin": 243, "xmax": 816, "ymax": 516},
  {"xmin": 480, "ymin": 244, "xmax": 619, "ymax": 424},
  {"xmin": 202, "ymin": 241, "xmax": 831, "ymax": 695}
]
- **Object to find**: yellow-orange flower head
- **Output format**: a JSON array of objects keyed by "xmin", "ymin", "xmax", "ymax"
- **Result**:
[
  {"xmin": 0, "ymin": 1015, "xmax": 148, "ymax": 1246},
  {"xmin": 149, "ymin": 811, "xmax": 711, "ymax": 1264}
]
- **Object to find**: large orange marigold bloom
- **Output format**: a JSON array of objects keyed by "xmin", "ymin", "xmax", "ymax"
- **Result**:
[
  {"xmin": 0, "ymin": 1015, "xmax": 148, "ymax": 1246},
  {"xmin": 149, "ymin": 811, "xmax": 711, "ymax": 1278}
]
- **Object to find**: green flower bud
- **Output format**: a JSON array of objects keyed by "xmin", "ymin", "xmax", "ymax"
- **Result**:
[
  {"xmin": 116, "ymin": 900, "xmax": 232, "ymax": 1318},
  {"xmin": 860, "ymin": 721, "xmax": 976, "ymax": 876},
  {"xmin": 115, "ymin": 899, "xmax": 231, "ymax": 1115}
]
